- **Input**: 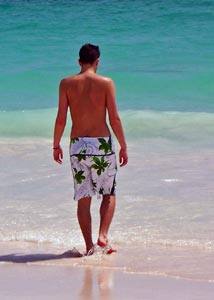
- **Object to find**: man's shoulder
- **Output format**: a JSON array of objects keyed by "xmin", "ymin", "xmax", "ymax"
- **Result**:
[
  {"xmin": 61, "ymin": 74, "xmax": 79, "ymax": 82},
  {"xmin": 94, "ymin": 74, "xmax": 114, "ymax": 86},
  {"xmin": 59, "ymin": 75, "xmax": 79, "ymax": 89}
]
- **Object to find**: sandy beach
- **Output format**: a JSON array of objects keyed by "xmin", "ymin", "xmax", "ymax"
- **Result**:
[
  {"xmin": 1, "ymin": 260, "xmax": 214, "ymax": 300},
  {"xmin": 0, "ymin": 241, "xmax": 213, "ymax": 300}
]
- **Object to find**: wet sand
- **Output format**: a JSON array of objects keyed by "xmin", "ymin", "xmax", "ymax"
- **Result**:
[
  {"xmin": 0, "ymin": 243, "xmax": 213, "ymax": 300},
  {"xmin": 0, "ymin": 263, "xmax": 214, "ymax": 300}
]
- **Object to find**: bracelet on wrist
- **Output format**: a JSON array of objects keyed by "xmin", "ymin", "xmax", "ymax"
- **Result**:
[{"xmin": 53, "ymin": 145, "xmax": 61, "ymax": 150}]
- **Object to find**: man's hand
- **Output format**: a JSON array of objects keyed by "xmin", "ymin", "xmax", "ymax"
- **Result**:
[
  {"xmin": 119, "ymin": 149, "xmax": 128, "ymax": 167},
  {"xmin": 53, "ymin": 146, "xmax": 63, "ymax": 164}
]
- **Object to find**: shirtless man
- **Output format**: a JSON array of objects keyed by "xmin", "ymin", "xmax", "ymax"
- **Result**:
[{"xmin": 53, "ymin": 44, "xmax": 128, "ymax": 255}]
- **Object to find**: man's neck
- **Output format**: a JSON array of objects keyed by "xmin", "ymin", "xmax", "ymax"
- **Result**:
[{"xmin": 80, "ymin": 64, "xmax": 97, "ymax": 74}]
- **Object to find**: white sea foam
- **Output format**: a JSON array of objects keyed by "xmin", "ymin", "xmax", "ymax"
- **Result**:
[{"xmin": 1, "ymin": 109, "xmax": 214, "ymax": 149}]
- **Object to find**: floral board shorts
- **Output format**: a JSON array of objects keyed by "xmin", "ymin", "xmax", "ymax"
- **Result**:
[{"xmin": 69, "ymin": 137, "xmax": 117, "ymax": 201}]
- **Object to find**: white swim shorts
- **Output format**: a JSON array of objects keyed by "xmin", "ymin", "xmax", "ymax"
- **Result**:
[{"xmin": 69, "ymin": 137, "xmax": 117, "ymax": 201}]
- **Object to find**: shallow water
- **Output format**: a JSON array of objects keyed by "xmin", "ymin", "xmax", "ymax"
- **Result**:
[{"xmin": 0, "ymin": 137, "xmax": 214, "ymax": 281}]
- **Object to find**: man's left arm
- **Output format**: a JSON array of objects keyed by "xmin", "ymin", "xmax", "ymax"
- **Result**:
[{"xmin": 53, "ymin": 79, "xmax": 68, "ymax": 164}]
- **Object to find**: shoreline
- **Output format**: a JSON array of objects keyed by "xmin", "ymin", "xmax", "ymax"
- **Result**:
[
  {"xmin": 0, "ymin": 240, "xmax": 214, "ymax": 283},
  {"xmin": 0, "ymin": 261, "xmax": 214, "ymax": 300}
]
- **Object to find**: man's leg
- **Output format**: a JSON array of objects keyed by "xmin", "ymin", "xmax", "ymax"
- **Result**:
[
  {"xmin": 98, "ymin": 195, "xmax": 116, "ymax": 246},
  {"xmin": 77, "ymin": 197, "xmax": 93, "ymax": 254}
]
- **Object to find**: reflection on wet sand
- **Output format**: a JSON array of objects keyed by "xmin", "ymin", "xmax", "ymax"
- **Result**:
[{"xmin": 79, "ymin": 267, "xmax": 113, "ymax": 300}]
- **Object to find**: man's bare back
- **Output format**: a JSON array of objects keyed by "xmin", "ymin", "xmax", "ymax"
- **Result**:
[{"xmin": 61, "ymin": 71, "xmax": 113, "ymax": 138}]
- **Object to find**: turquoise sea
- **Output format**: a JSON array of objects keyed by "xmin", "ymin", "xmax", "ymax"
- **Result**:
[{"xmin": 0, "ymin": 0, "xmax": 214, "ymax": 285}]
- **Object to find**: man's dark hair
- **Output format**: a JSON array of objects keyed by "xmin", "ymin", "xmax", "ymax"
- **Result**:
[{"xmin": 79, "ymin": 43, "xmax": 100, "ymax": 64}]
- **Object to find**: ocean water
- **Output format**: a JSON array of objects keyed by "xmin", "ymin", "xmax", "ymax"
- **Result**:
[{"xmin": 0, "ymin": 0, "xmax": 214, "ymax": 282}]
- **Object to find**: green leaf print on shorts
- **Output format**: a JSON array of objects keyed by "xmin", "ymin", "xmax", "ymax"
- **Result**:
[
  {"xmin": 98, "ymin": 138, "xmax": 111, "ymax": 154},
  {"xmin": 99, "ymin": 187, "xmax": 104, "ymax": 194},
  {"xmin": 70, "ymin": 138, "xmax": 79, "ymax": 144},
  {"xmin": 91, "ymin": 156, "xmax": 109, "ymax": 176},
  {"xmin": 73, "ymin": 168, "xmax": 86, "ymax": 184},
  {"xmin": 76, "ymin": 149, "xmax": 87, "ymax": 162}
]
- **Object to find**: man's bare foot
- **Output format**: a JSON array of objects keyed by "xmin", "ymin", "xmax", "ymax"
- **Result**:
[
  {"xmin": 97, "ymin": 239, "xmax": 117, "ymax": 254},
  {"xmin": 84, "ymin": 245, "xmax": 95, "ymax": 256}
]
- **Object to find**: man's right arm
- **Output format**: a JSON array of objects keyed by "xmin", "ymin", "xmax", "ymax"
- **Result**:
[
  {"xmin": 106, "ymin": 79, "xmax": 128, "ymax": 167},
  {"xmin": 53, "ymin": 79, "xmax": 68, "ymax": 164}
]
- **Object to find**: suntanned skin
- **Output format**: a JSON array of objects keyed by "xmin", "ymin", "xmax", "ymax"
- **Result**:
[{"xmin": 53, "ymin": 58, "xmax": 128, "ymax": 254}]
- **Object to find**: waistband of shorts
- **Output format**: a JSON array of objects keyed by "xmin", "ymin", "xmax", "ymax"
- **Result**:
[{"xmin": 69, "ymin": 136, "xmax": 115, "ymax": 156}]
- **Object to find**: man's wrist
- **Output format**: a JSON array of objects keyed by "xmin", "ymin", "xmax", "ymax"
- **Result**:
[
  {"xmin": 120, "ymin": 146, "xmax": 127, "ymax": 152},
  {"xmin": 53, "ymin": 145, "xmax": 61, "ymax": 150}
]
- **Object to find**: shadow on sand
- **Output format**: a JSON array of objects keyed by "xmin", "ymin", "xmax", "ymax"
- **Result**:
[{"xmin": 0, "ymin": 248, "xmax": 83, "ymax": 263}]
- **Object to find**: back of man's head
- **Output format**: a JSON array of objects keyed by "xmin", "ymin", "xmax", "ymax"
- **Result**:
[{"xmin": 79, "ymin": 44, "xmax": 100, "ymax": 64}]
